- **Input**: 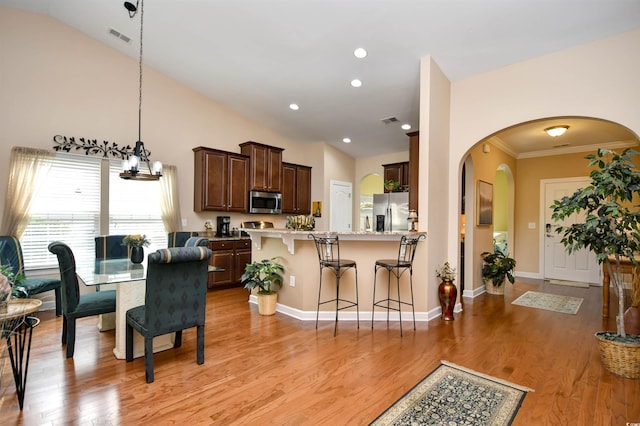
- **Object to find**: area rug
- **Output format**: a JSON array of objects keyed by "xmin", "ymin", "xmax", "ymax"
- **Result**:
[
  {"xmin": 370, "ymin": 361, "xmax": 533, "ymax": 425},
  {"xmin": 511, "ymin": 291, "xmax": 583, "ymax": 315},
  {"xmin": 547, "ymin": 279, "xmax": 590, "ymax": 288}
]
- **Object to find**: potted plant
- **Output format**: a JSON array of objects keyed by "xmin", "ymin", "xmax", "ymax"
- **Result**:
[
  {"xmin": 241, "ymin": 257, "xmax": 284, "ymax": 315},
  {"xmin": 122, "ymin": 234, "xmax": 150, "ymax": 264},
  {"xmin": 384, "ymin": 180, "xmax": 399, "ymax": 192},
  {"xmin": 481, "ymin": 248, "xmax": 516, "ymax": 295},
  {"xmin": 0, "ymin": 265, "xmax": 27, "ymax": 314},
  {"xmin": 551, "ymin": 148, "xmax": 640, "ymax": 379},
  {"xmin": 435, "ymin": 262, "xmax": 457, "ymax": 320}
]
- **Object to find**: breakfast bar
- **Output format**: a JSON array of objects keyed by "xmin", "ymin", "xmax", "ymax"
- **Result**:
[{"xmin": 243, "ymin": 229, "xmax": 429, "ymax": 322}]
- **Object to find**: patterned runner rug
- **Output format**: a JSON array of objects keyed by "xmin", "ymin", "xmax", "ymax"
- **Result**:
[
  {"xmin": 512, "ymin": 291, "xmax": 583, "ymax": 315},
  {"xmin": 370, "ymin": 361, "xmax": 533, "ymax": 425}
]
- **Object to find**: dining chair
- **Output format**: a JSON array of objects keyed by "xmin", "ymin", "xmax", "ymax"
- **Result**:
[
  {"xmin": 48, "ymin": 241, "xmax": 116, "ymax": 358},
  {"xmin": 184, "ymin": 236, "xmax": 210, "ymax": 247},
  {"xmin": 94, "ymin": 235, "xmax": 129, "ymax": 260},
  {"xmin": 371, "ymin": 234, "xmax": 425, "ymax": 336},
  {"xmin": 309, "ymin": 234, "xmax": 359, "ymax": 336},
  {"xmin": 125, "ymin": 246, "xmax": 212, "ymax": 383},
  {"xmin": 167, "ymin": 231, "xmax": 199, "ymax": 248},
  {"xmin": 0, "ymin": 235, "xmax": 62, "ymax": 316}
]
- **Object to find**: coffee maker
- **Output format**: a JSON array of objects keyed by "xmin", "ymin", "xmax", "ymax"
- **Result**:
[{"xmin": 216, "ymin": 216, "xmax": 231, "ymax": 237}]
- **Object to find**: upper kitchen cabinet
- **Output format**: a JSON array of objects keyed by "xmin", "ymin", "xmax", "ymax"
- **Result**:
[
  {"xmin": 239, "ymin": 141, "xmax": 284, "ymax": 193},
  {"xmin": 193, "ymin": 147, "xmax": 249, "ymax": 212},
  {"xmin": 383, "ymin": 161, "xmax": 410, "ymax": 192},
  {"xmin": 382, "ymin": 131, "xmax": 419, "ymax": 211},
  {"xmin": 282, "ymin": 162, "xmax": 311, "ymax": 214}
]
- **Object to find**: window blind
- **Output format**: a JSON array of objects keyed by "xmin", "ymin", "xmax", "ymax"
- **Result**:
[{"xmin": 22, "ymin": 154, "xmax": 101, "ymax": 270}]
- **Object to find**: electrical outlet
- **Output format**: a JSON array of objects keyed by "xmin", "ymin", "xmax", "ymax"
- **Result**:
[
  {"xmin": 181, "ymin": 218, "xmax": 187, "ymax": 227},
  {"xmin": 290, "ymin": 276, "xmax": 296, "ymax": 287}
]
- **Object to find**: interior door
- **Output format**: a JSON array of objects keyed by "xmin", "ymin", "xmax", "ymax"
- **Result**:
[
  {"xmin": 543, "ymin": 178, "xmax": 599, "ymax": 283},
  {"xmin": 330, "ymin": 180, "xmax": 352, "ymax": 232}
]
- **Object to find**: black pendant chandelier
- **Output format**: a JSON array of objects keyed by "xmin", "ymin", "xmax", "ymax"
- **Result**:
[{"xmin": 120, "ymin": 0, "xmax": 162, "ymax": 181}]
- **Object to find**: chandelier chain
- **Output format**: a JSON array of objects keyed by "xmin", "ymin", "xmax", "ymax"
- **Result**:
[{"xmin": 137, "ymin": 0, "xmax": 144, "ymax": 143}]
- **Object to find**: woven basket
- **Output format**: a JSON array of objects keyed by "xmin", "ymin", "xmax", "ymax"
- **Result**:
[{"xmin": 595, "ymin": 332, "xmax": 640, "ymax": 379}]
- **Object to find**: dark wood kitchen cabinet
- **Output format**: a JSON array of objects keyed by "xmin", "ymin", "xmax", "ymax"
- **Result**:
[
  {"xmin": 193, "ymin": 147, "xmax": 249, "ymax": 212},
  {"xmin": 239, "ymin": 141, "xmax": 284, "ymax": 193},
  {"xmin": 208, "ymin": 239, "xmax": 252, "ymax": 289},
  {"xmin": 383, "ymin": 161, "xmax": 410, "ymax": 192},
  {"xmin": 282, "ymin": 162, "xmax": 311, "ymax": 214}
]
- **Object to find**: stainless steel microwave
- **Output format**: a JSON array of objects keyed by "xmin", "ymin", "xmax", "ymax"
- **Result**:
[{"xmin": 248, "ymin": 190, "xmax": 282, "ymax": 214}]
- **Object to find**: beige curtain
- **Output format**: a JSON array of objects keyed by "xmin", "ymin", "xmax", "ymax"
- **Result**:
[
  {"xmin": 1, "ymin": 147, "xmax": 54, "ymax": 237},
  {"xmin": 160, "ymin": 164, "xmax": 182, "ymax": 233}
]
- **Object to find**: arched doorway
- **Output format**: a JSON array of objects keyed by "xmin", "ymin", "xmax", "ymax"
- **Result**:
[{"xmin": 460, "ymin": 116, "xmax": 638, "ymax": 295}]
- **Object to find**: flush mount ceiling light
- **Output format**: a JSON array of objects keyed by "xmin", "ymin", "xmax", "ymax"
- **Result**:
[
  {"xmin": 544, "ymin": 125, "xmax": 570, "ymax": 137},
  {"xmin": 120, "ymin": 0, "xmax": 162, "ymax": 181},
  {"xmin": 353, "ymin": 48, "xmax": 367, "ymax": 59}
]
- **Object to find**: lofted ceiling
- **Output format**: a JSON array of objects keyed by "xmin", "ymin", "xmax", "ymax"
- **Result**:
[{"xmin": 2, "ymin": 0, "xmax": 640, "ymax": 158}]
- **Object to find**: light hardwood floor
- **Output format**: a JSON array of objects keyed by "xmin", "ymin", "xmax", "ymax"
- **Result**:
[{"xmin": 1, "ymin": 279, "xmax": 639, "ymax": 425}]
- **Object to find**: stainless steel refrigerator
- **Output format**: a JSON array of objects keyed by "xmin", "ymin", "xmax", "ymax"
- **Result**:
[{"xmin": 373, "ymin": 192, "xmax": 409, "ymax": 232}]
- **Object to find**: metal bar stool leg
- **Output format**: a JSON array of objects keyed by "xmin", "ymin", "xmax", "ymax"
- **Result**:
[
  {"xmin": 316, "ymin": 267, "xmax": 323, "ymax": 330},
  {"xmin": 371, "ymin": 265, "xmax": 378, "ymax": 329},
  {"xmin": 409, "ymin": 267, "xmax": 416, "ymax": 330},
  {"xmin": 396, "ymin": 267, "xmax": 403, "ymax": 337},
  {"xmin": 354, "ymin": 266, "xmax": 359, "ymax": 329},
  {"xmin": 334, "ymin": 271, "xmax": 340, "ymax": 337}
]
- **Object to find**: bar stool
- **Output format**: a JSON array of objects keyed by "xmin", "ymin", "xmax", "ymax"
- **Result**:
[
  {"xmin": 371, "ymin": 234, "xmax": 425, "ymax": 336},
  {"xmin": 309, "ymin": 234, "xmax": 359, "ymax": 336}
]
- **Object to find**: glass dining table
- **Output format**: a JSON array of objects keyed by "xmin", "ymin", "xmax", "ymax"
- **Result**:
[{"xmin": 76, "ymin": 257, "xmax": 221, "ymax": 360}]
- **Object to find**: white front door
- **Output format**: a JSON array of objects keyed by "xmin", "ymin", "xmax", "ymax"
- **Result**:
[
  {"xmin": 330, "ymin": 180, "xmax": 352, "ymax": 232},
  {"xmin": 543, "ymin": 178, "xmax": 599, "ymax": 283}
]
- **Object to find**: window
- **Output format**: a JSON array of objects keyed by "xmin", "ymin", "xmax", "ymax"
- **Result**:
[
  {"xmin": 108, "ymin": 162, "xmax": 165, "ymax": 253},
  {"xmin": 22, "ymin": 154, "xmax": 101, "ymax": 270},
  {"xmin": 21, "ymin": 154, "xmax": 167, "ymax": 271}
]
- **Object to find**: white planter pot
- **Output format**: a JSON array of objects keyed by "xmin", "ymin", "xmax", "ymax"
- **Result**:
[{"xmin": 485, "ymin": 279, "xmax": 505, "ymax": 295}]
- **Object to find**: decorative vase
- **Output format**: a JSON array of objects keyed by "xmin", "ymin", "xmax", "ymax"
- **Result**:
[
  {"xmin": 485, "ymin": 278, "xmax": 505, "ymax": 295},
  {"xmin": 130, "ymin": 246, "xmax": 144, "ymax": 264},
  {"xmin": 257, "ymin": 293, "xmax": 278, "ymax": 315},
  {"xmin": 438, "ymin": 280, "xmax": 457, "ymax": 320}
]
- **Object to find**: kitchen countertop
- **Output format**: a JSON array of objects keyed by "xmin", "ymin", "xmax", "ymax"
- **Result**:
[{"xmin": 243, "ymin": 228, "xmax": 426, "ymax": 254}]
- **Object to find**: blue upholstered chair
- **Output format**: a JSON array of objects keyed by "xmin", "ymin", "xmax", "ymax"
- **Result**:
[
  {"xmin": 125, "ymin": 246, "xmax": 212, "ymax": 383},
  {"xmin": 95, "ymin": 235, "xmax": 129, "ymax": 260},
  {"xmin": 0, "ymin": 236, "xmax": 62, "ymax": 316},
  {"xmin": 184, "ymin": 236, "xmax": 210, "ymax": 247},
  {"xmin": 48, "ymin": 241, "xmax": 116, "ymax": 358},
  {"xmin": 167, "ymin": 232, "xmax": 199, "ymax": 248}
]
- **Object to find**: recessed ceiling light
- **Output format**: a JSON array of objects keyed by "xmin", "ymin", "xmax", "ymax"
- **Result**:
[
  {"xmin": 289, "ymin": 103, "xmax": 299, "ymax": 111},
  {"xmin": 351, "ymin": 79, "xmax": 362, "ymax": 88},
  {"xmin": 353, "ymin": 48, "xmax": 367, "ymax": 59},
  {"xmin": 401, "ymin": 124, "xmax": 411, "ymax": 130},
  {"xmin": 343, "ymin": 138, "xmax": 351, "ymax": 143}
]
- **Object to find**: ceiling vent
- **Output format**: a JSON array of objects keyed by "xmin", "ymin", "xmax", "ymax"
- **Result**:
[
  {"xmin": 108, "ymin": 27, "xmax": 132, "ymax": 44},
  {"xmin": 381, "ymin": 116, "xmax": 399, "ymax": 124}
]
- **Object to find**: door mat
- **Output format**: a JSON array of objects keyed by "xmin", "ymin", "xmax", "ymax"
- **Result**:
[
  {"xmin": 512, "ymin": 291, "xmax": 583, "ymax": 315},
  {"xmin": 370, "ymin": 361, "xmax": 533, "ymax": 425},
  {"xmin": 547, "ymin": 279, "xmax": 590, "ymax": 288}
]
